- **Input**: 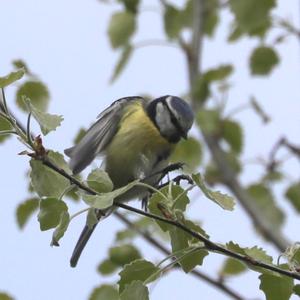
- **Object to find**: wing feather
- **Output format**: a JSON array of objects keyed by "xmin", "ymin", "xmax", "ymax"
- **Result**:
[{"xmin": 65, "ymin": 96, "xmax": 144, "ymax": 174}]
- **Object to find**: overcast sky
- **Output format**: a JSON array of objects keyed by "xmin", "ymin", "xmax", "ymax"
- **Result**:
[{"xmin": 1, "ymin": 0, "xmax": 300, "ymax": 299}]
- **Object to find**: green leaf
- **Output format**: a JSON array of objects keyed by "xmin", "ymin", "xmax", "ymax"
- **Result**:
[
  {"xmin": 116, "ymin": 228, "xmax": 136, "ymax": 242},
  {"xmin": 118, "ymin": 259, "xmax": 159, "ymax": 293},
  {"xmin": 115, "ymin": 218, "xmax": 153, "ymax": 242},
  {"xmin": 120, "ymin": 281, "xmax": 149, "ymax": 300},
  {"xmin": 12, "ymin": 59, "xmax": 31, "ymax": 75},
  {"xmin": 16, "ymin": 81, "xmax": 49, "ymax": 112},
  {"xmin": 97, "ymin": 259, "xmax": 119, "ymax": 275},
  {"xmin": 169, "ymin": 227, "xmax": 208, "ymax": 273},
  {"xmin": 87, "ymin": 168, "xmax": 114, "ymax": 193},
  {"xmin": 163, "ymin": 5, "xmax": 184, "ymax": 39},
  {"xmin": 86, "ymin": 208, "xmax": 98, "ymax": 229},
  {"xmin": 109, "ymin": 244, "xmax": 141, "ymax": 266},
  {"xmin": 73, "ymin": 127, "xmax": 86, "ymax": 144},
  {"xmin": 262, "ymin": 170, "xmax": 283, "ymax": 183},
  {"xmin": 226, "ymin": 241, "xmax": 245, "ymax": 254},
  {"xmin": 148, "ymin": 185, "xmax": 177, "ymax": 232},
  {"xmin": 203, "ymin": 0, "xmax": 219, "ymax": 36},
  {"xmin": 181, "ymin": 0, "xmax": 192, "ymax": 27},
  {"xmin": 66, "ymin": 187, "xmax": 80, "ymax": 202},
  {"xmin": 111, "ymin": 45, "xmax": 133, "ymax": 83},
  {"xmin": 108, "ymin": 11, "xmax": 136, "ymax": 49},
  {"xmin": 48, "ymin": 150, "xmax": 72, "ymax": 173},
  {"xmin": 204, "ymin": 161, "xmax": 221, "ymax": 185},
  {"xmin": 37, "ymin": 197, "xmax": 68, "ymax": 231},
  {"xmin": 192, "ymin": 173, "xmax": 235, "ymax": 210},
  {"xmin": 294, "ymin": 284, "xmax": 300, "ymax": 297},
  {"xmin": 204, "ymin": 65, "xmax": 233, "ymax": 82},
  {"xmin": 204, "ymin": 152, "xmax": 242, "ymax": 185},
  {"xmin": 247, "ymin": 184, "xmax": 285, "ymax": 229},
  {"xmin": 285, "ymin": 183, "xmax": 300, "ymax": 213},
  {"xmin": 30, "ymin": 151, "xmax": 70, "ymax": 198},
  {"xmin": 0, "ymin": 292, "xmax": 14, "ymax": 300},
  {"xmin": 244, "ymin": 246, "xmax": 273, "ymax": 264},
  {"xmin": 82, "ymin": 180, "xmax": 137, "ymax": 209},
  {"xmin": 259, "ymin": 268, "xmax": 294, "ymax": 300},
  {"xmin": 220, "ymin": 258, "xmax": 247, "ymax": 277},
  {"xmin": 283, "ymin": 244, "xmax": 300, "ymax": 271},
  {"xmin": 228, "ymin": 22, "xmax": 244, "ymax": 42},
  {"xmin": 204, "ymin": 13, "xmax": 219, "ymax": 37},
  {"xmin": 16, "ymin": 197, "xmax": 39, "ymax": 229},
  {"xmin": 0, "ymin": 116, "xmax": 12, "ymax": 143},
  {"xmin": 172, "ymin": 185, "xmax": 190, "ymax": 212},
  {"xmin": 192, "ymin": 65, "xmax": 233, "ymax": 103},
  {"xmin": 25, "ymin": 97, "xmax": 63, "ymax": 135},
  {"xmin": 118, "ymin": 0, "xmax": 139, "ymax": 13},
  {"xmin": 229, "ymin": 0, "xmax": 275, "ymax": 35},
  {"xmin": 180, "ymin": 247, "xmax": 208, "ymax": 273},
  {"xmin": 196, "ymin": 109, "xmax": 220, "ymax": 135},
  {"xmin": 0, "ymin": 69, "xmax": 25, "ymax": 88},
  {"xmin": 250, "ymin": 46, "xmax": 279, "ymax": 75},
  {"xmin": 226, "ymin": 242, "xmax": 276, "ymax": 275},
  {"xmin": 89, "ymin": 285, "xmax": 119, "ymax": 300},
  {"xmin": 51, "ymin": 211, "xmax": 70, "ymax": 246},
  {"xmin": 192, "ymin": 75, "xmax": 210, "ymax": 103},
  {"xmin": 185, "ymin": 219, "xmax": 210, "ymax": 240},
  {"xmin": 170, "ymin": 137, "xmax": 202, "ymax": 172},
  {"xmin": 222, "ymin": 119, "xmax": 243, "ymax": 154},
  {"xmin": 82, "ymin": 193, "xmax": 114, "ymax": 210}
]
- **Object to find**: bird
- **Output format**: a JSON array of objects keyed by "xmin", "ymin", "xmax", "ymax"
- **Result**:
[{"xmin": 65, "ymin": 95, "xmax": 194, "ymax": 267}]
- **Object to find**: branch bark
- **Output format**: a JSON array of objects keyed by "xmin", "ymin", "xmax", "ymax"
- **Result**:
[
  {"xmin": 2, "ymin": 91, "xmax": 299, "ymax": 281},
  {"xmin": 115, "ymin": 212, "xmax": 245, "ymax": 300},
  {"xmin": 0, "ymin": 92, "xmax": 245, "ymax": 299},
  {"xmin": 183, "ymin": 0, "xmax": 290, "ymax": 252},
  {"xmin": 36, "ymin": 155, "xmax": 300, "ymax": 281}
]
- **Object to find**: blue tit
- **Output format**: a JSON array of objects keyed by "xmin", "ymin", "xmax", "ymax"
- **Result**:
[{"xmin": 65, "ymin": 95, "xmax": 194, "ymax": 267}]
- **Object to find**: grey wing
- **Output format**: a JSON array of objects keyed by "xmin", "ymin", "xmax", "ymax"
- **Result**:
[{"xmin": 65, "ymin": 96, "xmax": 144, "ymax": 174}]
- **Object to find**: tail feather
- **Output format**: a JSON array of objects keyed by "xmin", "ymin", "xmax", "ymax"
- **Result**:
[{"xmin": 70, "ymin": 223, "xmax": 98, "ymax": 268}]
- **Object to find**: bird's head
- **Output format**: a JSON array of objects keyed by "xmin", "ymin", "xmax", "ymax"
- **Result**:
[{"xmin": 147, "ymin": 95, "xmax": 194, "ymax": 143}]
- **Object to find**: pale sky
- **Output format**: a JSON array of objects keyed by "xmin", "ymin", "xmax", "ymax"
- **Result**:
[{"xmin": 1, "ymin": 0, "xmax": 300, "ymax": 299}]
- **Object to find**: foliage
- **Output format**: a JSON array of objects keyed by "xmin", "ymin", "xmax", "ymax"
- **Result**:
[{"xmin": 2, "ymin": 1, "xmax": 300, "ymax": 300}]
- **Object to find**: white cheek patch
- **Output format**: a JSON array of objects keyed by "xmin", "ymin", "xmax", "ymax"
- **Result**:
[
  {"xmin": 155, "ymin": 102, "xmax": 176, "ymax": 137},
  {"xmin": 166, "ymin": 96, "xmax": 179, "ymax": 119}
]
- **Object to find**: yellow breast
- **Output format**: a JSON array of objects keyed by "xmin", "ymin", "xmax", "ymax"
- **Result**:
[{"xmin": 105, "ymin": 102, "xmax": 173, "ymax": 187}]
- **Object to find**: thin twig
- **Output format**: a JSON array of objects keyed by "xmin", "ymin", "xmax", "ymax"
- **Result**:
[
  {"xmin": 115, "ymin": 212, "xmax": 246, "ymax": 300},
  {"xmin": 134, "ymin": 39, "xmax": 180, "ymax": 50},
  {"xmin": 36, "ymin": 156, "xmax": 300, "ymax": 281},
  {"xmin": 182, "ymin": 0, "xmax": 290, "ymax": 252},
  {"xmin": 1, "ymin": 90, "xmax": 299, "ymax": 282}
]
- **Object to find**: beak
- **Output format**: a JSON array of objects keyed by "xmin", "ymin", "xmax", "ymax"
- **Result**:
[{"xmin": 181, "ymin": 132, "xmax": 188, "ymax": 139}]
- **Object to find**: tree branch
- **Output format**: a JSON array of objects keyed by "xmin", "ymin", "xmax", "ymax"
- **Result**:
[
  {"xmin": 182, "ymin": 0, "xmax": 290, "ymax": 252},
  {"xmin": 1, "ymin": 92, "xmax": 299, "ymax": 281},
  {"xmin": 0, "ymin": 94, "xmax": 245, "ymax": 300},
  {"xmin": 33, "ymin": 155, "xmax": 300, "ymax": 281},
  {"xmin": 115, "ymin": 212, "xmax": 246, "ymax": 300},
  {"xmin": 202, "ymin": 136, "xmax": 290, "ymax": 252}
]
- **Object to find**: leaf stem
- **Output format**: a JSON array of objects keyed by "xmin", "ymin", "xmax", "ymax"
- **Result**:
[
  {"xmin": 0, "ymin": 130, "xmax": 18, "ymax": 136},
  {"xmin": 70, "ymin": 208, "xmax": 90, "ymax": 222},
  {"xmin": 144, "ymin": 247, "xmax": 201, "ymax": 285},
  {"xmin": 115, "ymin": 212, "xmax": 245, "ymax": 300},
  {"xmin": 33, "ymin": 156, "xmax": 300, "ymax": 281},
  {"xmin": 1, "ymin": 88, "xmax": 9, "ymax": 114},
  {"xmin": 135, "ymin": 181, "xmax": 169, "ymax": 201}
]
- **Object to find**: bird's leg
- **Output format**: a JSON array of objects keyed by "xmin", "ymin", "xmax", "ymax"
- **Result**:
[
  {"xmin": 140, "ymin": 164, "xmax": 193, "ymax": 211},
  {"xmin": 150, "ymin": 162, "xmax": 185, "ymax": 180},
  {"xmin": 157, "ymin": 174, "xmax": 193, "ymax": 189}
]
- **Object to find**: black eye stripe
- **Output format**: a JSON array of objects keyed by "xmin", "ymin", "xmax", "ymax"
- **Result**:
[{"xmin": 163, "ymin": 101, "xmax": 185, "ymax": 136}]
